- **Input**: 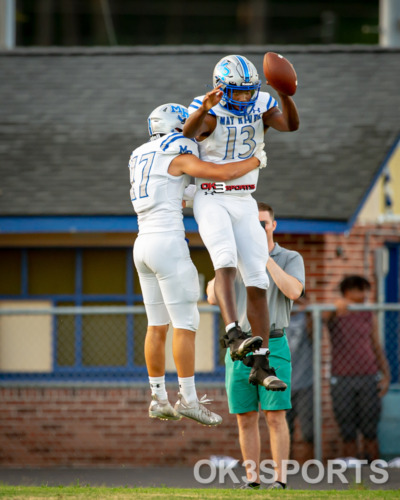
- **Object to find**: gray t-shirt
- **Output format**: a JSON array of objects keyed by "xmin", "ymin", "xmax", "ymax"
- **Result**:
[
  {"xmin": 267, "ymin": 243, "xmax": 305, "ymax": 330},
  {"xmin": 286, "ymin": 311, "xmax": 313, "ymax": 390},
  {"xmin": 236, "ymin": 242, "xmax": 305, "ymax": 331}
]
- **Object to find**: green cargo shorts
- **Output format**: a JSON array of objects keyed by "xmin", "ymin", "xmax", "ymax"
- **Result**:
[{"xmin": 225, "ymin": 334, "xmax": 292, "ymax": 414}]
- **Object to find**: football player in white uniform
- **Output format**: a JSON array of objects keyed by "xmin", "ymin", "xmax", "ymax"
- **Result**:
[
  {"xmin": 130, "ymin": 102, "xmax": 267, "ymax": 425},
  {"xmin": 183, "ymin": 55, "xmax": 299, "ymax": 391}
]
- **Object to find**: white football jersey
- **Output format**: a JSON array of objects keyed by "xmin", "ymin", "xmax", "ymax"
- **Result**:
[
  {"xmin": 188, "ymin": 91, "xmax": 277, "ymax": 194},
  {"xmin": 129, "ymin": 133, "xmax": 199, "ymax": 234}
]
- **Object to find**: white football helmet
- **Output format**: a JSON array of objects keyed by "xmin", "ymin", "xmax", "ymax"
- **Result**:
[
  {"xmin": 147, "ymin": 103, "xmax": 189, "ymax": 139},
  {"xmin": 213, "ymin": 55, "xmax": 261, "ymax": 116}
]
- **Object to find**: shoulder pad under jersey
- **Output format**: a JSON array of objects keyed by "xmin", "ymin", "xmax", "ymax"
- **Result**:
[
  {"xmin": 188, "ymin": 95, "xmax": 217, "ymax": 117},
  {"xmin": 256, "ymin": 91, "xmax": 278, "ymax": 114},
  {"xmin": 159, "ymin": 132, "xmax": 199, "ymax": 157}
]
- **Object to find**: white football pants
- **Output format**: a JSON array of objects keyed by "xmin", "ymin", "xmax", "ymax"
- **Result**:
[
  {"xmin": 134, "ymin": 231, "xmax": 200, "ymax": 331},
  {"xmin": 194, "ymin": 192, "xmax": 269, "ymax": 290}
]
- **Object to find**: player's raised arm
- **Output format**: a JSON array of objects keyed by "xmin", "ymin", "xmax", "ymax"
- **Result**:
[
  {"xmin": 182, "ymin": 86, "xmax": 222, "ymax": 139},
  {"xmin": 263, "ymin": 94, "xmax": 299, "ymax": 132},
  {"xmin": 169, "ymin": 145, "xmax": 267, "ymax": 181}
]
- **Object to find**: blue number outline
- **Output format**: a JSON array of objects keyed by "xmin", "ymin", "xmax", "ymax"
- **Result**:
[
  {"xmin": 222, "ymin": 125, "xmax": 257, "ymax": 161},
  {"xmin": 129, "ymin": 154, "xmax": 138, "ymax": 201},
  {"xmin": 129, "ymin": 151, "xmax": 156, "ymax": 200},
  {"xmin": 238, "ymin": 125, "xmax": 256, "ymax": 159},
  {"xmin": 138, "ymin": 152, "xmax": 156, "ymax": 198},
  {"xmin": 222, "ymin": 126, "xmax": 237, "ymax": 160}
]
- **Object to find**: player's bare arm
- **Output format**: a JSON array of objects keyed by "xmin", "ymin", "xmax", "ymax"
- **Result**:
[
  {"xmin": 266, "ymin": 257, "xmax": 303, "ymax": 301},
  {"xmin": 182, "ymin": 86, "xmax": 223, "ymax": 140},
  {"xmin": 168, "ymin": 152, "xmax": 260, "ymax": 181},
  {"xmin": 262, "ymin": 93, "xmax": 300, "ymax": 132},
  {"xmin": 206, "ymin": 278, "xmax": 217, "ymax": 306}
]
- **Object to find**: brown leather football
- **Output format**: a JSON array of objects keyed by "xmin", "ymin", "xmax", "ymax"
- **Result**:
[{"xmin": 263, "ymin": 52, "xmax": 297, "ymax": 96}]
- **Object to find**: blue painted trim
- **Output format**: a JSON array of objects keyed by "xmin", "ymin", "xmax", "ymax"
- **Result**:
[
  {"xmin": 385, "ymin": 243, "xmax": 400, "ymax": 383},
  {"xmin": 0, "ymin": 216, "xmax": 199, "ymax": 234},
  {"xmin": 0, "ymin": 294, "xmax": 144, "ymax": 302},
  {"xmin": 348, "ymin": 134, "xmax": 400, "ymax": 229},
  {"xmin": 0, "ymin": 215, "xmax": 354, "ymax": 235},
  {"xmin": 0, "ymin": 216, "xmax": 139, "ymax": 234},
  {"xmin": 274, "ymin": 219, "xmax": 350, "ymax": 234}
]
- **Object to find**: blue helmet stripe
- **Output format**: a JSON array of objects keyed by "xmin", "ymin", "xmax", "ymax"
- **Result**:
[{"xmin": 236, "ymin": 55, "xmax": 250, "ymax": 83}]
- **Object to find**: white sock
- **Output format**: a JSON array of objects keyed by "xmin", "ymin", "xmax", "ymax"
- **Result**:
[
  {"xmin": 225, "ymin": 322, "xmax": 236, "ymax": 333},
  {"xmin": 149, "ymin": 376, "xmax": 168, "ymax": 401},
  {"xmin": 178, "ymin": 376, "xmax": 197, "ymax": 403},
  {"xmin": 253, "ymin": 348, "xmax": 269, "ymax": 356}
]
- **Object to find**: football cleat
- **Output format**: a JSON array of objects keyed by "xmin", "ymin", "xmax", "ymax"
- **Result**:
[
  {"xmin": 174, "ymin": 393, "xmax": 222, "ymax": 426},
  {"xmin": 266, "ymin": 481, "xmax": 286, "ymax": 489},
  {"xmin": 220, "ymin": 323, "xmax": 263, "ymax": 361},
  {"xmin": 244, "ymin": 354, "xmax": 287, "ymax": 391},
  {"xmin": 229, "ymin": 336, "xmax": 263, "ymax": 361},
  {"xmin": 149, "ymin": 394, "xmax": 181, "ymax": 421}
]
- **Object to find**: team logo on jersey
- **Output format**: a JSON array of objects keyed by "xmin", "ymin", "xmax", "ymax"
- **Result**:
[
  {"xmin": 200, "ymin": 182, "xmax": 256, "ymax": 195},
  {"xmin": 179, "ymin": 145, "xmax": 192, "ymax": 154}
]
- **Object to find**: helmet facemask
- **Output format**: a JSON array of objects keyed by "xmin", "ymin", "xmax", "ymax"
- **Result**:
[{"xmin": 223, "ymin": 84, "xmax": 260, "ymax": 115}]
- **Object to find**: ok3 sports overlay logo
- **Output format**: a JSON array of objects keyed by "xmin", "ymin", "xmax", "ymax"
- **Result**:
[{"xmin": 200, "ymin": 182, "xmax": 256, "ymax": 195}]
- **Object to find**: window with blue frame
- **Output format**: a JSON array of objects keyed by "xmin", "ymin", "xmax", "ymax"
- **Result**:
[{"xmin": 0, "ymin": 247, "xmax": 148, "ymax": 380}]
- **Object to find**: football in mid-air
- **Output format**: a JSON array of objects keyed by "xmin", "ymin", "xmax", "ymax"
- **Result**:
[{"xmin": 263, "ymin": 52, "xmax": 297, "ymax": 96}]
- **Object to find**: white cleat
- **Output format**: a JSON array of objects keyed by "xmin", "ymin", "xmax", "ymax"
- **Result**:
[
  {"xmin": 174, "ymin": 393, "xmax": 222, "ymax": 426},
  {"xmin": 149, "ymin": 394, "xmax": 181, "ymax": 421}
]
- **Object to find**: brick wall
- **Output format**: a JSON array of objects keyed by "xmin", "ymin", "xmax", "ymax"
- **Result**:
[
  {"xmin": 0, "ymin": 386, "xmax": 252, "ymax": 467},
  {"xmin": 276, "ymin": 222, "xmax": 400, "ymax": 302},
  {"xmin": 0, "ymin": 382, "xmax": 361, "ymax": 468}
]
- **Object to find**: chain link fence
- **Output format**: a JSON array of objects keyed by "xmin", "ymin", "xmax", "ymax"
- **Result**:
[
  {"xmin": 309, "ymin": 303, "xmax": 400, "ymax": 462},
  {"xmin": 0, "ymin": 302, "xmax": 399, "ymax": 460},
  {"xmin": 0, "ymin": 304, "xmax": 222, "ymax": 382}
]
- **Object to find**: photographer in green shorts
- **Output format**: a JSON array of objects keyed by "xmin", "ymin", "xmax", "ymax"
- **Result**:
[{"xmin": 207, "ymin": 202, "xmax": 305, "ymax": 490}]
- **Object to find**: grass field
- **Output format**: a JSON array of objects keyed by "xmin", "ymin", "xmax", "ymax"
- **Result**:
[{"xmin": 0, "ymin": 487, "xmax": 399, "ymax": 500}]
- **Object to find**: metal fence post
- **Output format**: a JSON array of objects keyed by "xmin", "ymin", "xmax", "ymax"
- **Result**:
[{"xmin": 312, "ymin": 305, "xmax": 322, "ymax": 462}]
